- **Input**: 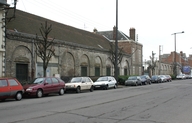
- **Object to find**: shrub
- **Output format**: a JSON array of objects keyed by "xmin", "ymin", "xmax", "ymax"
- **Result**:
[{"xmin": 118, "ymin": 75, "xmax": 129, "ymax": 85}]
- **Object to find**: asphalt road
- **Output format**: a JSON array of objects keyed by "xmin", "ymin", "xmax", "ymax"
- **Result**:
[{"xmin": 1, "ymin": 79, "xmax": 192, "ymax": 123}]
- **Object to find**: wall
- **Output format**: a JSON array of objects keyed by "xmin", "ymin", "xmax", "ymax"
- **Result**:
[
  {"xmin": 0, "ymin": 5, "xmax": 5, "ymax": 77},
  {"xmin": 6, "ymin": 31, "xmax": 132, "ymax": 83}
]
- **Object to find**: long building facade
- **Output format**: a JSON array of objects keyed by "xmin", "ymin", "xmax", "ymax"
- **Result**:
[{"xmin": 5, "ymin": 9, "xmax": 143, "ymax": 84}]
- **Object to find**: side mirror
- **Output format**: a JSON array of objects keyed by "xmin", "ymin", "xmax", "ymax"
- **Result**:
[{"xmin": 44, "ymin": 82, "xmax": 48, "ymax": 85}]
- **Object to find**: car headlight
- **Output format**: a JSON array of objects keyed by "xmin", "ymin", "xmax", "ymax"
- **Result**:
[{"xmin": 26, "ymin": 88, "xmax": 33, "ymax": 91}]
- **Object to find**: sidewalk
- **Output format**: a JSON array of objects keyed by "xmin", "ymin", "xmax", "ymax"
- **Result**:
[{"xmin": 117, "ymin": 84, "xmax": 126, "ymax": 88}]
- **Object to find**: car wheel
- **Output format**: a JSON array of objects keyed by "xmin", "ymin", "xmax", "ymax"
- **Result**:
[
  {"xmin": 135, "ymin": 82, "xmax": 138, "ymax": 86},
  {"xmin": 105, "ymin": 85, "xmax": 108, "ymax": 90},
  {"xmin": 149, "ymin": 81, "xmax": 151, "ymax": 84},
  {"xmin": 59, "ymin": 88, "xmax": 65, "ymax": 95},
  {"xmin": 15, "ymin": 92, "xmax": 22, "ymax": 101},
  {"xmin": 1, "ymin": 99, "xmax": 6, "ymax": 102},
  {"xmin": 36, "ymin": 89, "xmax": 43, "ymax": 98},
  {"xmin": 114, "ymin": 84, "xmax": 117, "ymax": 89},
  {"xmin": 76, "ymin": 87, "xmax": 81, "ymax": 93},
  {"xmin": 90, "ymin": 86, "xmax": 94, "ymax": 92}
]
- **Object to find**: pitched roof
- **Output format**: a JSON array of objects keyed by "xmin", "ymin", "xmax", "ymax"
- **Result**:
[
  {"xmin": 96, "ymin": 30, "xmax": 131, "ymax": 41},
  {"xmin": 0, "ymin": 0, "xmax": 9, "ymax": 6},
  {"xmin": 6, "ymin": 9, "xmax": 111, "ymax": 50}
]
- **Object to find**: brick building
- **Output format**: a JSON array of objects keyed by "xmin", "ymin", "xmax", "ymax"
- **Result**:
[
  {"xmin": 160, "ymin": 51, "xmax": 192, "ymax": 75},
  {"xmin": 96, "ymin": 27, "xmax": 143, "ymax": 75}
]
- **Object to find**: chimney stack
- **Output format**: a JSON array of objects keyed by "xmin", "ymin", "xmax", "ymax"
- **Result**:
[
  {"xmin": 129, "ymin": 28, "xmax": 135, "ymax": 41},
  {"xmin": 113, "ymin": 26, "xmax": 116, "ymax": 40}
]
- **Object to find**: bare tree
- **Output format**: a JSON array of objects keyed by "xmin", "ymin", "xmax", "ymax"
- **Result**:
[
  {"xmin": 147, "ymin": 51, "xmax": 157, "ymax": 76},
  {"xmin": 109, "ymin": 42, "xmax": 123, "ymax": 67},
  {"xmin": 109, "ymin": 42, "xmax": 139, "ymax": 76},
  {"xmin": 35, "ymin": 21, "xmax": 55, "ymax": 77}
]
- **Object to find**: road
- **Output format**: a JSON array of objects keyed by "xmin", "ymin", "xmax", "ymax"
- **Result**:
[{"xmin": 1, "ymin": 79, "xmax": 192, "ymax": 123}]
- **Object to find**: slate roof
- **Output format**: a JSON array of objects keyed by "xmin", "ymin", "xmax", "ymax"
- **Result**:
[
  {"xmin": 0, "ymin": 0, "xmax": 9, "ymax": 5},
  {"xmin": 97, "ymin": 30, "xmax": 131, "ymax": 41},
  {"xmin": 6, "ymin": 9, "xmax": 111, "ymax": 50}
]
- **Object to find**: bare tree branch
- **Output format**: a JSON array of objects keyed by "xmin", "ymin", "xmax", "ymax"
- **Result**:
[{"xmin": 34, "ymin": 21, "xmax": 55, "ymax": 77}]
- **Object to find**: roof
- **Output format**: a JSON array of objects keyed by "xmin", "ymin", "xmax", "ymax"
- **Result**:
[
  {"xmin": 6, "ymin": 9, "xmax": 111, "ymax": 50},
  {"xmin": 0, "ymin": 0, "xmax": 9, "ymax": 6},
  {"xmin": 96, "ymin": 30, "xmax": 131, "ymax": 41}
]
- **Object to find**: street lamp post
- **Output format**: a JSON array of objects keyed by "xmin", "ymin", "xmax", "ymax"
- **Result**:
[{"xmin": 172, "ymin": 31, "xmax": 184, "ymax": 77}]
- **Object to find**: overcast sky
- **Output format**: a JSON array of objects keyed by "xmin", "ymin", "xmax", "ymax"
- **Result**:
[{"xmin": 8, "ymin": 0, "xmax": 192, "ymax": 61}]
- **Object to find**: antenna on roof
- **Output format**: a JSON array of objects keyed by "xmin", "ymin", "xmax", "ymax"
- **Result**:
[
  {"xmin": 136, "ymin": 34, "xmax": 138, "ymax": 41},
  {"xmin": 84, "ymin": 23, "xmax": 87, "ymax": 29}
]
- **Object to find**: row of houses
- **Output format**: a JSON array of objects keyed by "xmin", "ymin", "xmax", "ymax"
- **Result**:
[
  {"xmin": 146, "ymin": 51, "xmax": 192, "ymax": 76},
  {"xmin": 0, "ymin": 1, "xmax": 144, "ymax": 84}
]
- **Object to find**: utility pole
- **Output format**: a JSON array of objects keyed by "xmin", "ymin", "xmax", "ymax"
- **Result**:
[
  {"xmin": 159, "ymin": 45, "xmax": 161, "ymax": 75},
  {"xmin": 114, "ymin": 0, "xmax": 118, "ymax": 81},
  {"xmin": 171, "ymin": 31, "xmax": 184, "ymax": 77}
]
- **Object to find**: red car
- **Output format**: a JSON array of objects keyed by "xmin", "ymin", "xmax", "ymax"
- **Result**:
[
  {"xmin": 0, "ymin": 78, "xmax": 24, "ymax": 101},
  {"xmin": 23, "ymin": 77, "xmax": 65, "ymax": 98}
]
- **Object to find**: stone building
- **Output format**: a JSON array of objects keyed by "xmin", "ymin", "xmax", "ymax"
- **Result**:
[
  {"xmin": 5, "ymin": 9, "xmax": 143, "ymax": 84},
  {"xmin": 0, "ymin": 0, "xmax": 9, "ymax": 77}
]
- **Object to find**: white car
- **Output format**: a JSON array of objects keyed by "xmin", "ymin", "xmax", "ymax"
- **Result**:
[
  {"xmin": 65, "ymin": 77, "xmax": 94, "ymax": 93},
  {"xmin": 93, "ymin": 76, "xmax": 117, "ymax": 90},
  {"xmin": 176, "ymin": 74, "xmax": 186, "ymax": 79}
]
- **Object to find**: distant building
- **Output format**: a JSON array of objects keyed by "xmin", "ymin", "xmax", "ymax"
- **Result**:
[{"xmin": 158, "ymin": 51, "xmax": 192, "ymax": 75}]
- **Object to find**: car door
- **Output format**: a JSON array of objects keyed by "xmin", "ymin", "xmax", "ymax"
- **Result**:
[
  {"xmin": 8, "ymin": 79, "xmax": 20, "ymax": 96},
  {"xmin": 80, "ymin": 77, "xmax": 87, "ymax": 90},
  {"xmin": 108, "ymin": 77, "xmax": 115, "ymax": 88},
  {"xmin": 109, "ymin": 77, "xmax": 115, "ymax": 87},
  {"xmin": 0, "ymin": 79, "xmax": 10, "ymax": 98},
  {"xmin": 51, "ymin": 77, "xmax": 60, "ymax": 92},
  {"xmin": 85, "ymin": 77, "xmax": 92, "ymax": 90},
  {"xmin": 43, "ymin": 78, "xmax": 53, "ymax": 94}
]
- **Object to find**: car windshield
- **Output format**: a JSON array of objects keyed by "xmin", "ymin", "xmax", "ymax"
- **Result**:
[
  {"xmin": 33, "ymin": 78, "xmax": 45, "ymax": 84},
  {"xmin": 128, "ymin": 76, "xmax": 137, "ymax": 80},
  {"xmin": 70, "ymin": 77, "xmax": 82, "ymax": 83},
  {"xmin": 96, "ymin": 77, "xmax": 108, "ymax": 82},
  {"xmin": 140, "ymin": 76, "xmax": 145, "ymax": 79},
  {"xmin": 152, "ymin": 76, "xmax": 157, "ymax": 79}
]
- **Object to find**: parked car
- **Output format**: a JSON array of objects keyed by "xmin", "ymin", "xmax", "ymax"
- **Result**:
[
  {"xmin": 65, "ymin": 77, "xmax": 94, "ymax": 93},
  {"xmin": 165, "ymin": 75, "xmax": 172, "ymax": 82},
  {"xmin": 151, "ymin": 75, "xmax": 161, "ymax": 83},
  {"xmin": 125, "ymin": 76, "xmax": 142, "ymax": 86},
  {"xmin": 176, "ymin": 74, "xmax": 186, "ymax": 79},
  {"xmin": 23, "ymin": 77, "xmax": 65, "ymax": 98},
  {"xmin": 159, "ymin": 75, "xmax": 167, "ymax": 82},
  {"xmin": 185, "ymin": 74, "xmax": 192, "ymax": 79},
  {"xmin": 140, "ymin": 75, "xmax": 151, "ymax": 85},
  {"xmin": 0, "ymin": 78, "xmax": 24, "ymax": 101},
  {"xmin": 93, "ymin": 76, "xmax": 117, "ymax": 90}
]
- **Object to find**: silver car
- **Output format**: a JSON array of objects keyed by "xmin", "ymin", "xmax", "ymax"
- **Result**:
[
  {"xmin": 93, "ymin": 76, "xmax": 117, "ymax": 90},
  {"xmin": 125, "ymin": 76, "xmax": 142, "ymax": 86}
]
